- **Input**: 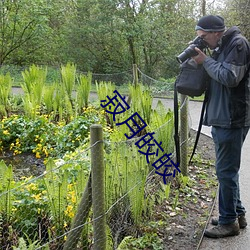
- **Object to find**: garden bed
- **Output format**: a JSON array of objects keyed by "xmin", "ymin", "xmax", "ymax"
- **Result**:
[{"xmin": 114, "ymin": 130, "xmax": 217, "ymax": 250}]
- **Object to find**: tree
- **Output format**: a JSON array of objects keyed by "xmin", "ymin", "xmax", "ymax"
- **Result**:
[
  {"xmin": 0, "ymin": 0, "xmax": 50, "ymax": 65},
  {"xmin": 220, "ymin": 0, "xmax": 250, "ymax": 39}
]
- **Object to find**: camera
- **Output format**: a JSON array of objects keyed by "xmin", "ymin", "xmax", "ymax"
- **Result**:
[{"xmin": 176, "ymin": 36, "xmax": 208, "ymax": 64}]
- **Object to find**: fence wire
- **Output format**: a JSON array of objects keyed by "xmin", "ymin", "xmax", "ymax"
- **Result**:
[{"xmin": 0, "ymin": 67, "xmax": 193, "ymax": 249}]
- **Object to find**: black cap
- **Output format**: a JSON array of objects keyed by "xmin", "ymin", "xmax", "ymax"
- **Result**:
[{"xmin": 195, "ymin": 15, "xmax": 225, "ymax": 32}]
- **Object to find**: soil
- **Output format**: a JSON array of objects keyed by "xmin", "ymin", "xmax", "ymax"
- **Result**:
[
  {"xmin": 0, "ymin": 152, "xmax": 45, "ymax": 180},
  {"xmin": 158, "ymin": 130, "xmax": 217, "ymax": 250}
]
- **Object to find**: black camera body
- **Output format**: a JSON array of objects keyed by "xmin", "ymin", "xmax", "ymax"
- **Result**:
[{"xmin": 176, "ymin": 36, "xmax": 208, "ymax": 63}]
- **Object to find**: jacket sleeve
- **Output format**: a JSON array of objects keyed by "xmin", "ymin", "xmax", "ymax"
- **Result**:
[{"xmin": 203, "ymin": 38, "xmax": 250, "ymax": 88}]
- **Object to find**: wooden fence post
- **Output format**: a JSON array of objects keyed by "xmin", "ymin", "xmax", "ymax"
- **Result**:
[
  {"xmin": 91, "ymin": 124, "xmax": 106, "ymax": 250},
  {"xmin": 133, "ymin": 64, "xmax": 138, "ymax": 86}
]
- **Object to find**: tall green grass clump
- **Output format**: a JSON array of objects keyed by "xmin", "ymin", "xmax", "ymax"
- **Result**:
[
  {"xmin": 0, "ymin": 73, "xmax": 12, "ymax": 117},
  {"xmin": 129, "ymin": 83, "xmax": 152, "ymax": 124},
  {"xmin": 76, "ymin": 72, "xmax": 92, "ymax": 112},
  {"xmin": 61, "ymin": 63, "xmax": 76, "ymax": 103},
  {"xmin": 21, "ymin": 65, "xmax": 47, "ymax": 118}
]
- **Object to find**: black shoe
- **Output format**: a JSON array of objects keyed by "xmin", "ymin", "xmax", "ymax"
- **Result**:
[
  {"xmin": 204, "ymin": 222, "xmax": 240, "ymax": 238},
  {"xmin": 211, "ymin": 214, "xmax": 247, "ymax": 229}
]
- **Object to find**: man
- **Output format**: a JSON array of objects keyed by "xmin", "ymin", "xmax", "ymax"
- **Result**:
[{"xmin": 192, "ymin": 15, "xmax": 250, "ymax": 238}]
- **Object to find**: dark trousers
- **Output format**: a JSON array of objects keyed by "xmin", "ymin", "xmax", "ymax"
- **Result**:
[{"xmin": 211, "ymin": 126, "xmax": 249, "ymax": 225}]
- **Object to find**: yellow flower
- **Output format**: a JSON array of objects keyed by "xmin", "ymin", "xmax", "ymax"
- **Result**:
[
  {"xmin": 26, "ymin": 183, "xmax": 37, "ymax": 191},
  {"xmin": 3, "ymin": 130, "xmax": 9, "ymax": 135},
  {"xmin": 32, "ymin": 193, "xmax": 42, "ymax": 201},
  {"xmin": 12, "ymin": 207, "xmax": 17, "ymax": 212},
  {"xmin": 65, "ymin": 205, "xmax": 74, "ymax": 218},
  {"xmin": 36, "ymin": 152, "xmax": 41, "ymax": 159},
  {"xmin": 71, "ymin": 195, "xmax": 76, "ymax": 204}
]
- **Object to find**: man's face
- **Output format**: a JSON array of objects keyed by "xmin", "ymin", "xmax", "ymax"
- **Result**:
[{"xmin": 196, "ymin": 30, "xmax": 222, "ymax": 49}]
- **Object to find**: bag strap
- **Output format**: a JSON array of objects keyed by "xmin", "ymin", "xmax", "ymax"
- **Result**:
[
  {"xmin": 188, "ymin": 91, "xmax": 208, "ymax": 164},
  {"xmin": 174, "ymin": 80, "xmax": 180, "ymax": 166}
]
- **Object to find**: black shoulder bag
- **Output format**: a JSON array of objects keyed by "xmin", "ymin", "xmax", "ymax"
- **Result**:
[
  {"xmin": 175, "ymin": 58, "xmax": 208, "ymax": 97},
  {"xmin": 174, "ymin": 58, "xmax": 210, "ymax": 166}
]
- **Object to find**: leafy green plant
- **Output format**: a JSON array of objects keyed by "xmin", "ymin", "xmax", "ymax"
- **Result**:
[
  {"xmin": 0, "ymin": 73, "xmax": 12, "ymax": 117},
  {"xmin": 129, "ymin": 83, "xmax": 152, "ymax": 124},
  {"xmin": 60, "ymin": 62, "xmax": 76, "ymax": 102},
  {"xmin": 177, "ymin": 174, "xmax": 193, "ymax": 189},
  {"xmin": 21, "ymin": 65, "xmax": 47, "ymax": 118},
  {"xmin": 12, "ymin": 176, "xmax": 49, "ymax": 241},
  {"xmin": 149, "ymin": 100, "xmax": 174, "ymax": 153},
  {"xmin": 172, "ymin": 190, "xmax": 180, "ymax": 210},
  {"xmin": 117, "ymin": 233, "xmax": 163, "ymax": 250},
  {"xmin": 13, "ymin": 236, "xmax": 44, "ymax": 250},
  {"xmin": 159, "ymin": 182, "xmax": 171, "ymax": 202},
  {"xmin": 45, "ymin": 162, "xmax": 67, "ymax": 218},
  {"xmin": 96, "ymin": 81, "xmax": 116, "ymax": 127},
  {"xmin": 43, "ymin": 84, "xmax": 56, "ymax": 114},
  {"xmin": 0, "ymin": 161, "xmax": 15, "ymax": 222},
  {"xmin": 0, "ymin": 108, "xmax": 100, "ymax": 157},
  {"xmin": 76, "ymin": 72, "xmax": 92, "ymax": 111}
]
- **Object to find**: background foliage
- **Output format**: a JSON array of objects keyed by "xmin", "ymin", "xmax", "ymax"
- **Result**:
[{"xmin": 0, "ymin": 0, "xmax": 248, "ymax": 80}]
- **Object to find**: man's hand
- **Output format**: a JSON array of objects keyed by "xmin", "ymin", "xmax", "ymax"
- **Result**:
[{"xmin": 192, "ymin": 47, "xmax": 207, "ymax": 64}]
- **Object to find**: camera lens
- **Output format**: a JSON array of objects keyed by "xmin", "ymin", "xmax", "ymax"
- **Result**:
[
  {"xmin": 176, "ymin": 44, "xmax": 198, "ymax": 63},
  {"xmin": 176, "ymin": 36, "xmax": 208, "ymax": 63}
]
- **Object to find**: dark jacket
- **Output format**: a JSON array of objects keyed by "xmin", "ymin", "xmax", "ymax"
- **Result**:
[{"xmin": 203, "ymin": 26, "xmax": 250, "ymax": 128}]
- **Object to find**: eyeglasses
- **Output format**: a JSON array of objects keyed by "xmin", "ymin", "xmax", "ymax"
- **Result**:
[{"xmin": 198, "ymin": 32, "xmax": 214, "ymax": 40}]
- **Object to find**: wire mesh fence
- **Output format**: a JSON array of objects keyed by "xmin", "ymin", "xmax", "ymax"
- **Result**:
[{"xmin": 0, "ymin": 65, "xmax": 191, "ymax": 249}]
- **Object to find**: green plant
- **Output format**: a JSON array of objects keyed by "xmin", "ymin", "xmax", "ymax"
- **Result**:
[
  {"xmin": 43, "ymin": 159, "xmax": 69, "ymax": 224},
  {"xmin": 129, "ymin": 84, "xmax": 152, "ymax": 124},
  {"xmin": 43, "ymin": 84, "xmax": 56, "ymax": 114},
  {"xmin": 149, "ymin": 100, "xmax": 174, "ymax": 153},
  {"xmin": 0, "ymin": 109, "xmax": 101, "ymax": 158},
  {"xmin": 0, "ymin": 161, "xmax": 15, "ymax": 222},
  {"xmin": 96, "ymin": 81, "xmax": 116, "ymax": 127},
  {"xmin": 76, "ymin": 72, "xmax": 92, "ymax": 111},
  {"xmin": 172, "ymin": 190, "xmax": 180, "ymax": 210},
  {"xmin": 177, "ymin": 174, "xmax": 193, "ymax": 189},
  {"xmin": 13, "ymin": 233, "xmax": 49, "ymax": 250},
  {"xmin": 0, "ymin": 73, "xmax": 12, "ymax": 116},
  {"xmin": 60, "ymin": 62, "xmax": 76, "ymax": 102},
  {"xmin": 117, "ymin": 233, "xmax": 163, "ymax": 250},
  {"xmin": 21, "ymin": 65, "xmax": 47, "ymax": 118},
  {"xmin": 12, "ymin": 176, "xmax": 49, "ymax": 241},
  {"xmin": 159, "ymin": 182, "xmax": 171, "ymax": 201}
]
